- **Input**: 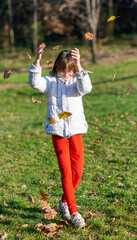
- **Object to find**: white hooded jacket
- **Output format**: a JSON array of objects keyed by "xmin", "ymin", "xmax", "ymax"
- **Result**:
[{"xmin": 29, "ymin": 64, "xmax": 92, "ymax": 138}]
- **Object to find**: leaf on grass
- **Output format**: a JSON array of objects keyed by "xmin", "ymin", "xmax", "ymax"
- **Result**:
[
  {"xmin": 107, "ymin": 16, "xmax": 120, "ymax": 22},
  {"xmin": 22, "ymin": 185, "xmax": 27, "ymax": 189},
  {"xmin": 46, "ymin": 60, "xmax": 54, "ymax": 65},
  {"xmin": 53, "ymin": 45, "xmax": 63, "ymax": 50},
  {"xmin": 39, "ymin": 190, "xmax": 49, "ymax": 201},
  {"xmin": 38, "ymin": 200, "xmax": 51, "ymax": 210},
  {"xmin": 4, "ymin": 201, "xmax": 8, "ymax": 207},
  {"xmin": 58, "ymin": 112, "xmax": 72, "ymax": 119},
  {"xmin": 1, "ymin": 232, "xmax": 8, "ymax": 240},
  {"xmin": 113, "ymin": 198, "xmax": 122, "ymax": 205},
  {"xmin": 26, "ymin": 52, "xmax": 31, "ymax": 59},
  {"xmin": 112, "ymin": 73, "xmax": 116, "ymax": 81},
  {"xmin": 89, "ymin": 235, "xmax": 94, "ymax": 240},
  {"xmin": 4, "ymin": 70, "xmax": 11, "ymax": 79},
  {"xmin": 88, "ymin": 210, "xmax": 100, "ymax": 218},
  {"xmin": 44, "ymin": 209, "xmax": 57, "ymax": 220},
  {"xmin": 27, "ymin": 194, "xmax": 34, "ymax": 203},
  {"xmin": 9, "ymin": 167, "xmax": 18, "ymax": 173},
  {"xmin": 85, "ymin": 32, "xmax": 94, "ymax": 40},
  {"xmin": 30, "ymin": 96, "xmax": 41, "ymax": 104},
  {"xmin": 0, "ymin": 215, "xmax": 6, "ymax": 221},
  {"xmin": 22, "ymin": 224, "xmax": 29, "ymax": 228},
  {"xmin": 52, "ymin": 205, "xmax": 58, "ymax": 211},
  {"xmin": 35, "ymin": 222, "xmax": 63, "ymax": 237},
  {"xmin": 127, "ymin": 117, "xmax": 136, "ymax": 125},
  {"xmin": 126, "ymin": 85, "xmax": 133, "ymax": 95},
  {"xmin": 48, "ymin": 117, "xmax": 56, "ymax": 124},
  {"xmin": 59, "ymin": 219, "xmax": 69, "ymax": 226}
]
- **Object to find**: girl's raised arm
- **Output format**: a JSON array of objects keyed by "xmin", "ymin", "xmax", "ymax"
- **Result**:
[{"xmin": 33, "ymin": 43, "xmax": 46, "ymax": 67}]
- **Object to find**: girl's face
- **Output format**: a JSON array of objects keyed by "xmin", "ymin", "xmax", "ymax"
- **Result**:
[{"xmin": 58, "ymin": 69, "xmax": 75, "ymax": 81}]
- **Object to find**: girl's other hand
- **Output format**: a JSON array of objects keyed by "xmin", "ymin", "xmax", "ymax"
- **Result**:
[
  {"xmin": 33, "ymin": 43, "xmax": 46, "ymax": 67},
  {"xmin": 71, "ymin": 48, "xmax": 83, "ymax": 72}
]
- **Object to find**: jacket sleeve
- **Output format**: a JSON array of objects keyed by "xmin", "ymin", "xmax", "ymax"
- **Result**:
[
  {"xmin": 29, "ymin": 64, "xmax": 49, "ymax": 94},
  {"xmin": 76, "ymin": 71, "xmax": 92, "ymax": 96}
]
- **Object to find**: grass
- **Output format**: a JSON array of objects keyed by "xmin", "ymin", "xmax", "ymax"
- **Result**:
[{"xmin": 0, "ymin": 42, "xmax": 137, "ymax": 239}]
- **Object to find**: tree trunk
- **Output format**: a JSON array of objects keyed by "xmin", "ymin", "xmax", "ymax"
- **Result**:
[
  {"xmin": 33, "ymin": 0, "xmax": 38, "ymax": 53},
  {"xmin": 107, "ymin": 0, "xmax": 114, "ymax": 38},
  {"xmin": 28, "ymin": 0, "xmax": 34, "ymax": 52},
  {"xmin": 8, "ymin": 0, "xmax": 15, "ymax": 52}
]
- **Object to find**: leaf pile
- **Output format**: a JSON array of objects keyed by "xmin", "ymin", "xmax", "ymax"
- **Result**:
[{"xmin": 35, "ymin": 222, "xmax": 63, "ymax": 238}]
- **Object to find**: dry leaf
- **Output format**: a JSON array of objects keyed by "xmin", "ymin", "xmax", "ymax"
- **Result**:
[
  {"xmin": 85, "ymin": 32, "xmax": 94, "ymax": 40},
  {"xmin": 22, "ymin": 224, "xmax": 29, "ymax": 228},
  {"xmin": 126, "ymin": 85, "xmax": 133, "ymax": 95},
  {"xmin": 1, "ymin": 233, "xmax": 8, "ymax": 240},
  {"xmin": 48, "ymin": 117, "xmax": 56, "ymax": 124},
  {"xmin": 112, "ymin": 73, "xmax": 116, "ymax": 81},
  {"xmin": 44, "ymin": 209, "xmax": 57, "ymax": 220},
  {"xmin": 113, "ymin": 198, "xmax": 122, "ymax": 205},
  {"xmin": 4, "ymin": 70, "xmax": 11, "ymax": 79},
  {"xmin": 112, "ymin": 217, "xmax": 115, "ymax": 222},
  {"xmin": 26, "ymin": 52, "xmax": 31, "ymax": 59},
  {"xmin": 30, "ymin": 96, "xmax": 41, "ymax": 104},
  {"xmin": 53, "ymin": 45, "xmax": 63, "ymax": 50},
  {"xmin": 89, "ymin": 235, "xmax": 94, "ymax": 240},
  {"xmin": 107, "ymin": 16, "xmax": 120, "ymax": 22},
  {"xmin": 88, "ymin": 210, "xmax": 100, "ymax": 218},
  {"xmin": 46, "ymin": 60, "xmax": 54, "ymax": 65},
  {"xmin": 22, "ymin": 185, "xmax": 27, "ymax": 189},
  {"xmin": 58, "ymin": 112, "xmax": 72, "ymax": 119},
  {"xmin": 52, "ymin": 205, "xmax": 58, "ymax": 211},
  {"xmin": 59, "ymin": 219, "xmax": 69, "ymax": 226},
  {"xmin": 9, "ymin": 167, "xmax": 18, "ymax": 173},
  {"xmin": 38, "ymin": 200, "xmax": 51, "ymax": 210},
  {"xmin": 39, "ymin": 190, "xmax": 49, "ymax": 201},
  {"xmin": 4, "ymin": 201, "xmax": 8, "ymax": 207},
  {"xmin": 27, "ymin": 194, "xmax": 34, "ymax": 203},
  {"xmin": 0, "ymin": 215, "xmax": 6, "ymax": 221}
]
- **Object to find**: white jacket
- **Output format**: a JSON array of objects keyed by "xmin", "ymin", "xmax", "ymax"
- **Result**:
[{"xmin": 29, "ymin": 64, "xmax": 92, "ymax": 138}]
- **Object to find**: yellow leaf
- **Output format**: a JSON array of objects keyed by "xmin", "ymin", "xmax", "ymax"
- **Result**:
[
  {"xmin": 48, "ymin": 117, "xmax": 56, "ymax": 124},
  {"xmin": 112, "ymin": 73, "xmax": 116, "ymax": 81},
  {"xmin": 58, "ymin": 112, "xmax": 72, "ymax": 119},
  {"xmin": 107, "ymin": 16, "xmax": 120, "ymax": 22},
  {"xmin": 85, "ymin": 32, "xmax": 94, "ymax": 40}
]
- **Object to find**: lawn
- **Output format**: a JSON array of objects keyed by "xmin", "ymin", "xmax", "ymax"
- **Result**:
[{"xmin": 0, "ymin": 43, "xmax": 137, "ymax": 239}]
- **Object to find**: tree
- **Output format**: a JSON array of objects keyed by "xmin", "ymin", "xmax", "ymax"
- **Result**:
[
  {"xmin": 33, "ymin": 0, "xmax": 38, "ymax": 53},
  {"xmin": 85, "ymin": 0, "xmax": 102, "ymax": 63},
  {"xmin": 8, "ymin": 0, "xmax": 15, "ymax": 52}
]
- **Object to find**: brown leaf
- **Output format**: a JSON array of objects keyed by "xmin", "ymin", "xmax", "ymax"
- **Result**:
[
  {"xmin": 38, "ymin": 200, "xmax": 51, "ymax": 210},
  {"xmin": 27, "ymin": 194, "xmax": 34, "ymax": 203},
  {"xmin": 58, "ymin": 112, "xmax": 72, "ymax": 119},
  {"xmin": 112, "ymin": 73, "xmax": 116, "ymax": 81},
  {"xmin": 85, "ymin": 32, "xmax": 94, "ymax": 40},
  {"xmin": 113, "ymin": 198, "xmax": 122, "ymax": 205},
  {"xmin": 4, "ymin": 201, "xmax": 8, "ymax": 207},
  {"xmin": 4, "ymin": 70, "xmax": 11, "ymax": 79},
  {"xmin": 22, "ymin": 185, "xmax": 27, "ymax": 189},
  {"xmin": 88, "ymin": 210, "xmax": 100, "ymax": 218},
  {"xmin": 0, "ymin": 215, "xmax": 6, "ymax": 221},
  {"xmin": 9, "ymin": 167, "xmax": 18, "ymax": 173},
  {"xmin": 22, "ymin": 224, "xmax": 29, "ymax": 228},
  {"xmin": 126, "ymin": 85, "xmax": 133, "ymax": 95},
  {"xmin": 52, "ymin": 205, "xmax": 58, "ymax": 211},
  {"xmin": 59, "ymin": 219, "xmax": 69, "ymax": 226},
  {"xmin": 39, "ymin": 190, "xmax": 49, "ymax": 201},
  {"xmin": 89, "ymin": 235, "xmax": 94, "ymax": 240},
  {"xmin": 48, "ymin": 117, "xmax": 56, "ymax": 124},
  {"xmin": 30, "ymin": 96, "xmax": 41, "ymax": 104},
  {"xmin": 53, "ymin": 45, "xmax": 63, "ymax": 50}
]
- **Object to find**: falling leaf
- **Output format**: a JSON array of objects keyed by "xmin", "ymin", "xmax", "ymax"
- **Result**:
[
  {"xmin": 84, "ymin": 70, "xmax": 94, "ymax": 74},
  {"xmin": 39, "ymin": 190, "xmax": 49, "ymax": 201},
  {"xmin": 112, "ymin": 73, "xmax": 116, "ymax": 81},
  {"xmin": 26, "ymin": 52, "xmax": 31, "ymax": 59},
  {"xmin": 53, "ymin": 45, "xmax": 63, "ymax": 50},
  {"xmin": 38, "ymin": 200, "xmax": 51, "ymax": 210},
  {"xmin": 107, "ymin": 16, "xmax": 120, "ymax": 22},
  {"xmin": 126, "ymin": 85, "xmax": 133, "ymax": 95},
  {"xmin": 46, "ymin": 60, "xmax": 54, "ymax": 65},
  {"xmin": 9, "ymin": 167, "xmax": 18, "ymax": 173},
  {"xmin": 27, "ymin": 194, "xmax": 34, "ymax": 203},
  {"xmin": 4, "ymin": 70, "xmax": 11, "ymax": 79},
  {"xmin": 85, "ymin": 32, "xmax": 94, "ymax": 40},
  {"xmin": 30, "ymin": 96, "xmax": 41, "ymax": 104},
  {"xmin": 58, "ymin": 112, "xmax": 72, "ymax": 119},
  {"xmin": 48, "ymin": 117, "xmax": 56, "ymax": 124}
]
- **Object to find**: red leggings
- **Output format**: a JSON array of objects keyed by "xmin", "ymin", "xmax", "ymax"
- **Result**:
[{"xmin": 52, "ymin": 134, "xmax": 84, "ymax": 215}]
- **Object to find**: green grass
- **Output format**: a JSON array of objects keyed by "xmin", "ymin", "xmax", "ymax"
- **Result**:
[{"xmin": 0, "ymin": 47, "xmax": 137, "ymax": 239}]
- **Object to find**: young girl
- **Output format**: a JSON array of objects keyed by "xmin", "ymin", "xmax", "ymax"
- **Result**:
[{"xmin": 29, "ymin": 43, "xmax": 92, "ymax": 229}]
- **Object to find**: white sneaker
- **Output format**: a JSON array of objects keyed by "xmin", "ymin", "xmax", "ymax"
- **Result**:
[
  {"xmin": 58, "ymin": 200, "xmax": 71, "ymax": 220},
  {"xmin": 71, "ymin": 212, "xmax": 86, "ymax": 229}
]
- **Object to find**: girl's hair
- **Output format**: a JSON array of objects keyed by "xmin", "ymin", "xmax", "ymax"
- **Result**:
[{"xmin": 51, "ymin": 50, "xmax": 77, "ymax": 77}]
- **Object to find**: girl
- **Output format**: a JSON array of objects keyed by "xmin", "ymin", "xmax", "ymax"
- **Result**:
[{"xmin": 29, "ymin": 43, "xmax": 92, "ymax": 229}]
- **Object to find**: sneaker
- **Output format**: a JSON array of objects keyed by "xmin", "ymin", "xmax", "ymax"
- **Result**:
[
  {"xmin": 71, "ymin": 212, "xmax": 86, "ymax": 229},
  {"xmin": 58, "ymin": 200, "xmax": 71, "ymax": 220}
]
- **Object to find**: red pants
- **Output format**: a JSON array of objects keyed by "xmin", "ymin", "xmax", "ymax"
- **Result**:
[{"xmin": 52, "ymin": 134, "xmax": 84, "ymax": 215}]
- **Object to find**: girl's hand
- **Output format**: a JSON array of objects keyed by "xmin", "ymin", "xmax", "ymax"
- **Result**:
[
  {"xmin": 71, "ymin": 48, "xmax": 83, "ymax": 72},
  {"xmin": 33, "ymin": 43, "xmax": 46, "ymax": 67}
]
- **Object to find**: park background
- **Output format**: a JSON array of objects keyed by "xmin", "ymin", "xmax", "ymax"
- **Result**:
[{"xmin": 0, "ymin": 0, "xmax": 137, "ymax": 239}]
